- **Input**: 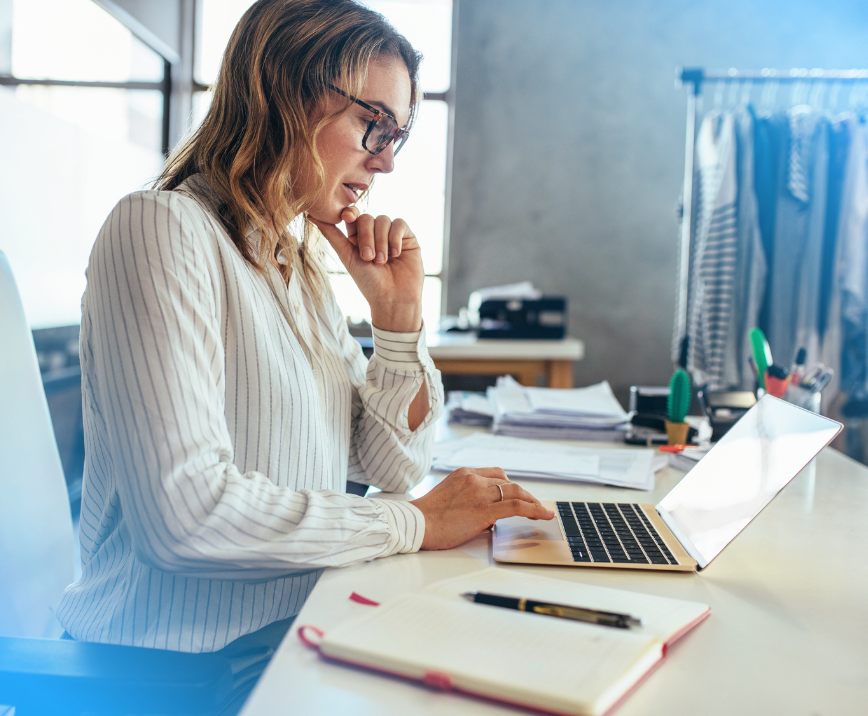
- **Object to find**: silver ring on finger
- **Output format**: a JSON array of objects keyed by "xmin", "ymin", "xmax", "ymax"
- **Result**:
[{"xmin": 497, "ymin": 483, "xmax": 505, "ymax": 502}]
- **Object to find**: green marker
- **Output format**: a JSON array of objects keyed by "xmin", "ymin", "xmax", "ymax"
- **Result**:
[{"xmin": 749, "ymin": 328, "xmax": 773, "ymax": 391}]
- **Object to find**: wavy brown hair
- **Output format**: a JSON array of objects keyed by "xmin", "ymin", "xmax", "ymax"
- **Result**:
[{"xmin": 156, "ymin": 0, "xmax": 421, "ymax": 294}]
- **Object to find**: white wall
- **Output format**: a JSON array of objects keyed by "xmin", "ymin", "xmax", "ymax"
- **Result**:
[{"xmin": 447, "ymin": 0, "xmax": 868, "ymax": 400}]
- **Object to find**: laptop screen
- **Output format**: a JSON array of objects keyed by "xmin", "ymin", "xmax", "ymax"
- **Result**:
[{"xmin": 656, "ymin": 396, "xmax": 841, "ymax": 570}]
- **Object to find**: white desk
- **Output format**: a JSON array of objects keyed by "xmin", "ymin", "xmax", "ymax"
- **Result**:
[
  {"xmin": 426, "ymin": 334, "xmax": 584, "ymax": 388},
  {"xmin": 241, "ymin": 424, "xmax": 868, "ymax": 716}
]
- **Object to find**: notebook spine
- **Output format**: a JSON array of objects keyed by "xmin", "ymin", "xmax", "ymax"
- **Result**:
[
  {"xmin": 422, "ymin": 671, "xmax": 453, "ymax": 690},
  {"xmin": 298, "ymin": 626, "xmax": 580, "ymax": 716}
]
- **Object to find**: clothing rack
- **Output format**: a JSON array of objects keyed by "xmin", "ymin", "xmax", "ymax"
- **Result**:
[{"xmin": 674, "ymin": 67, "xmax": 868, "ymax": 369}]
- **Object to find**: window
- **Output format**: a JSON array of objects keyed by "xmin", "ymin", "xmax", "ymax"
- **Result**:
[
  {"xmin": 196, "ymin": 0, "xmax": 453, "ymax": 328},
  {"xmin": 0, "ymin": 0, "xmax": 167, "ymax": 329}
]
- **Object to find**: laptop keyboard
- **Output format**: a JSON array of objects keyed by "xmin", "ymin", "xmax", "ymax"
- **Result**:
[{"xmin": 556, "ymin": 502, "xmax": 679, "ymax": 565}]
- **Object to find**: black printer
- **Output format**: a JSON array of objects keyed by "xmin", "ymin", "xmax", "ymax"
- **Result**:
[{"xmin": 476, "ymin": 297, "xmax": 567, "ymax": 339}]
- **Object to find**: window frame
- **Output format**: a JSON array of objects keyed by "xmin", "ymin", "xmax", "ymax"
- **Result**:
[{"xmin": 0, "ymin": 0, "xmax": 184, "ymax": 155}]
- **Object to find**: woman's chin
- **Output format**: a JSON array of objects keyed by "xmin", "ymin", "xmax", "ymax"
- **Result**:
[{"xmin": 308, "ymin": 205, "xmax": 345, "ymax": 226}]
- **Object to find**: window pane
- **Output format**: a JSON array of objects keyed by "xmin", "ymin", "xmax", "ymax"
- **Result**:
[
  {"xmin": 11, "ymin": 0, "xmax": 164, "ymax": 82},
  {"xmin": 197, "ymin": 0, "xmax": 453, "ymax": 93},
  {"xmin": 198, "ymin": 0, "xmax": 255, "ymax": 86},
  {"xmin": 329, "ymin": 273, "xmax": 442, "ymax": 330},
  {"xmin": 364, "ymin": 0, "xmax": 453, "ymax": 93},
  {"xmin": 13, "ymin": 85, "xmax": 163, "ymax": 155},
  {"xmin": 192, "ymin": 89, "xmax": 213, "ymax": 129},
  {"xmin": 362, "ymin": 99, "xmax": 447, "ymax": 275},
  {"xmin": 0, "ymin": 88, "xmax": 163, "ymax": 328}
]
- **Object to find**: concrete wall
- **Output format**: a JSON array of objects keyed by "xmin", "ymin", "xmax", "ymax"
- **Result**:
[{"xmin": 447, "ymin": 0, "xmax": 868, "ymax": 401}]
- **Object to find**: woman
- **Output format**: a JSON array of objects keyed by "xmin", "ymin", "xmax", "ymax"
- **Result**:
[{"xmin": 57, "ymin": 0, "xmax": 551, "ymax": 664}]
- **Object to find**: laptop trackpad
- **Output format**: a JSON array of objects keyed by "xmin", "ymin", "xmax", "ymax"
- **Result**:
[{"xmin": 495, "ymin": 514, "xmax": 563, "ymax": 542}]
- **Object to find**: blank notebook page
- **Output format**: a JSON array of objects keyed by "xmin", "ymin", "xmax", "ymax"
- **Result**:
[
  {"xmin": 321, "ymin": 592, "xmax": 662, "ymax": 716},
  {"xmin": 423, "ymin": 567, "xmax": 710, "ymax": 642}
]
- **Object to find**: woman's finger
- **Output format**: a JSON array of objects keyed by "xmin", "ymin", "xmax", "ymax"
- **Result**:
[
  {"xmin": 374, "ymin": 215, "xmax": 391, "ymax": 264},
  {"xmin": 354, "ymin": 214, "xmax": 376, "ymax": 261},
  {"xmin": 388, "ymin": 218, "xmax": 409, "ymax": 258},
  {"xmin": 341, "ymin": 207, "xmax": 361, "ymax": 246},
  {"xmin": 468, "ymin": 467, "xmax": 510, "ymax": 482},
  {"xmin": 341, "ymin": 205, "xmax": 360, "ymax": 225},
  {"xmin": 490, "ymin": 482, "xmax": 541, "ymax": 505},
  {"xmin": 309, "ymin": 218, "xmax": 354, "ymax": 264},
  {"xmin": 493, "ymin": 499, "xmax": 554, "ymax": 521}
]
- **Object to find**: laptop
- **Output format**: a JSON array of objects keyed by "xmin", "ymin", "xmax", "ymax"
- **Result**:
[{"xmin": 493, "ymin": 395, "xmax": 842, "ymax": 572}]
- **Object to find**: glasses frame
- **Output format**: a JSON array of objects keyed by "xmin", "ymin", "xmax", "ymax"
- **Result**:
[{"xmin": 327, "ymin": 83, "xmax": 410, "ymax": 156}]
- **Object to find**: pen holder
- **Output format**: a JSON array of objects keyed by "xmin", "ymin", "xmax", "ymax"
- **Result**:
[{"xmin": 785, "ymin": 385, "xmax": 822, "ymax": 413}]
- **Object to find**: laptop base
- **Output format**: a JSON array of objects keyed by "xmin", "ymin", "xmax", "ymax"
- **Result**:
[{"xmin": 493, "ymin": 501, "xmax": 697, "ymax": 572}]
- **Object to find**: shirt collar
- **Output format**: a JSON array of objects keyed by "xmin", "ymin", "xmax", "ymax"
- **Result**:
[{"xmin": 176, "ymin": 173, "xmax": 265, "ymax": 247}]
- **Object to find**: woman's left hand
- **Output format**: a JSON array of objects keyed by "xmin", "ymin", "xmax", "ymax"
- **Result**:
[{"xmin": 311, "ymin": 207, "xmax": 423, "ymax": 333}]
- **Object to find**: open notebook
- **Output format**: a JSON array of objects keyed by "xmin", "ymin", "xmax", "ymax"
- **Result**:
[{"xmin": 298, "ymin": 568, "xmax": 710, "ymax": 716}]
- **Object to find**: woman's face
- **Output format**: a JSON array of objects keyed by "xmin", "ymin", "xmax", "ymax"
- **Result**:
[{"xmin": 305, "ymin": 56, "xmax": 412, "ymax": 224}]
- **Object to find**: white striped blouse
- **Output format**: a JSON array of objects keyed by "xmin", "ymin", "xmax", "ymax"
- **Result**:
[{"xmin": 55, "ymin": 174, "xmax": 443, "ymax": 652}]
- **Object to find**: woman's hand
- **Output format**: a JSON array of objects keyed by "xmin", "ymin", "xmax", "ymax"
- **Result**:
[
  {"xmin": 311, "ymin": 207, "xmax": 423, "ymax": 333},
  {"xmin": 410, "ymin": 467, "xmax": 555, "ymax": 551}
]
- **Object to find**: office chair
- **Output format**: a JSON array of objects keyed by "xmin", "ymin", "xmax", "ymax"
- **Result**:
[{"xmin": 0, "ymin": 251, "xmax": 233, "ymax": 715}]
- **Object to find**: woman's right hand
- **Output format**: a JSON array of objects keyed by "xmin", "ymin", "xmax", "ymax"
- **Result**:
[{"xmin": 410, "ymin": 467, "xmax": 554, "ymax": 551}]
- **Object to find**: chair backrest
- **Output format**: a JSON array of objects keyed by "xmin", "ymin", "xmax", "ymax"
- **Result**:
[{"xmin": 0, "ymin": 250, "xmax": 75, "ymax": 638}]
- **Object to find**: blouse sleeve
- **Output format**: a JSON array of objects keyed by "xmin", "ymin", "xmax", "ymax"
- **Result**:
[
  {"xmin": 323, "ymin": 284, "xmax": 445, "ymax": 494},
  {"xmin": 84, "ymin": 191, "xmax": 435, "ymax": 581}
]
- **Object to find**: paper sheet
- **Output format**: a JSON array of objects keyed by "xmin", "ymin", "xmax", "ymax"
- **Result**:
[
  {"xmin": 525, "ymin": 381, "xmax": 629, "ymax": 419},
  {"xmin": 432, "ymin": 433, "xmax": 655, "ymax": 490},
  {"xmin": 322, "ymin": 591, "xmax": 662, "ymax": 716},
  {"xmin": 446, "ymin": 443, "xmax": 600, "ymax": 478},
  {"xmin": 423, "ymin": 567, "xmax": 710, "ymax": 642}
]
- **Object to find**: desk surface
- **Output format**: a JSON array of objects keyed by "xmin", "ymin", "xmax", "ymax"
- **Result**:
[
  {"xmin": 241, "ymin": 424, "xmax": 868, "ymax": 716},
  {"xmin": 426, "ymin": 333, "xmax": 584, "ymax": 361}
]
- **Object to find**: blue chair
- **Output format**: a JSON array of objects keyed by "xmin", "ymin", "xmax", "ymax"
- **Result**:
[{"xmin": 0, "ymin": 251, "xmax": 232, "ymax": 715}]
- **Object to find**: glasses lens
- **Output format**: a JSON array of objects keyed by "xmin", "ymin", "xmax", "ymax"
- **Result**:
[{"xmin": 370, "ymin": 114, "xmax": 408, "ymax": 155}]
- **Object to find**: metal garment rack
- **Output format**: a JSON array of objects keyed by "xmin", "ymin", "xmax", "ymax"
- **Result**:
[{"xmin": 674, "ymin": 66, "xmax": 868, "ymax": 368}]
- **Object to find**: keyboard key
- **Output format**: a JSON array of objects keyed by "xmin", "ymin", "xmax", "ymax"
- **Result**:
[
  {"xmin": 559, "ymin": 513, "xmax": 581, "ymax": 537},
  {"xmin": 564, "ymin": 502, "xmax": 681, "ymax": 566}
]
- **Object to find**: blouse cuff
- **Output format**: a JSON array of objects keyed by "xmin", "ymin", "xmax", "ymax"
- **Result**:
[
  {"xmin": 373, "ymin": 499, "xmax": 426, "ymax": 555},
  {"xmin": 371, "ymin": 323, "xmax": 432, "ymax": 373}
]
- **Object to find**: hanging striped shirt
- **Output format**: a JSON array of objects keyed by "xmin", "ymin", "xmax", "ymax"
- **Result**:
[
  {"xmin": 56, "ymin": 174, "xmax": 443, "ymax": 652},
  {"xmin": 685, "ymin": 111, "xmax": 739, "ymax": 389}
]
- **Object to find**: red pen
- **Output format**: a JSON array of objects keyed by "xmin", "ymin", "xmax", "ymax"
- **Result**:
[{"xmin": 659, "ymin": 444, "xmax": 697, "ymax": 453}]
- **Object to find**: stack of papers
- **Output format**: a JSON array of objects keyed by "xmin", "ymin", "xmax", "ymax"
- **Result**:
[
  {"xmin": 488, "ymin": 376, "xmax": 630, "ymax": 441},
  {"xmin": 446, "ymin": 392, "xmax": 494, "ymax": 428},
  {"xmin": 432, "ymin": 433, "xmax": 655, "ymax": 490}
]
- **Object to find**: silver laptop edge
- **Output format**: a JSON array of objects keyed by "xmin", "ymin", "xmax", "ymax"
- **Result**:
[
  {"xmin": 656, "ymin": 505, "xmax": 705, "ymax": 569},
  {"xmin": 494, "ymin": 395, "xmax": 843, "ymax": 572},
  {"xmin": 654, "ymin": 395, "xmax": 842, "ymax": 571}
]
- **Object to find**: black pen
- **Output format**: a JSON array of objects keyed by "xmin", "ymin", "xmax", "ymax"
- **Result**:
[{"xmin": 461, "ymin": 591, "xmax": 642, "ymax": 629}]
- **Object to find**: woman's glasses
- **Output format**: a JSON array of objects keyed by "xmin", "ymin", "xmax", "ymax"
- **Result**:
[{"xmin": 327, "ymin": 84, "xmax": 410, "ymax": 156}]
